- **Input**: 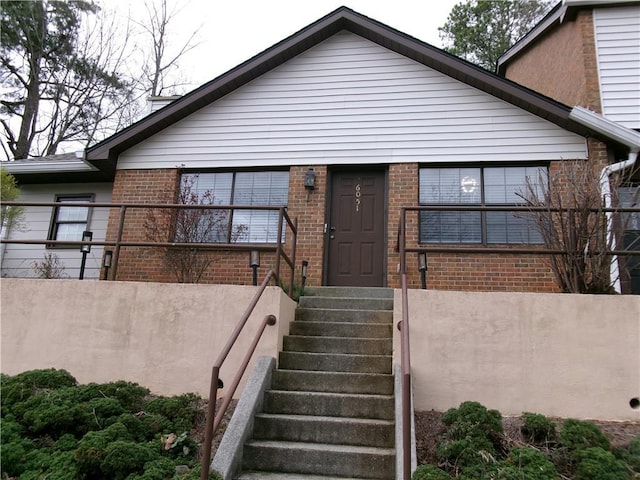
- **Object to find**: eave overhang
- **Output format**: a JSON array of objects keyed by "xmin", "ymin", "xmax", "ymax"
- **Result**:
[
  {"xmin": 2, "ymin": 153, "xmax": 114, "ymax": 185},
  {"xmin": 85, "ymin": 6, "xmax": 631, "ymax": 167}
]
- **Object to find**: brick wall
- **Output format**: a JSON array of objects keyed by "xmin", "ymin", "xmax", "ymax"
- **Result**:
[
  {"xmin": 502, "ymin": 10, "xmax": 602, "ymax": 113},
  {"xmin": 287, "ymin": 166, "xmax": 328, "ymax": 287},
  {"xmin": 107, "ymin": 163, "xmax": 598, "ymax": 293}
]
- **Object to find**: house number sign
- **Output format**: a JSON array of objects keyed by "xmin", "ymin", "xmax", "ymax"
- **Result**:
[{"xmin": 355, "ymin": 183, "xmax": 361, "ymax": 212}]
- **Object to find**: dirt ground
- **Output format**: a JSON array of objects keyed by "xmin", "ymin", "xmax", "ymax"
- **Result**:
[{"xmin": 415, "ymin": 410, "xmax": 640, "ymax": 466}]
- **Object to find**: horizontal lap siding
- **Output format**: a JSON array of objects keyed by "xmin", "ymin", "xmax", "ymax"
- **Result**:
[
  {"xmin": 594, "ymin": 6, "xmax": 640, "ymax": 129},
  {"xmin": 1, "ymin": 184, "xmax": 113, "ymax": 279},
  {"xmin": 118, "ymin": 32, "xmax": 586, "ymax": 169}
]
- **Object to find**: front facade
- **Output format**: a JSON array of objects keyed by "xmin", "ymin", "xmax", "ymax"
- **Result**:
[{"xmin": 3, "ymin": 7, "xmax": 638, "ymax": 292}]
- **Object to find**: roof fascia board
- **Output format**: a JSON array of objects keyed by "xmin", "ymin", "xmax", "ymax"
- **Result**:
[{"xmin": 569, "ymin": 107, "xmax": 640, "ymax": 151}]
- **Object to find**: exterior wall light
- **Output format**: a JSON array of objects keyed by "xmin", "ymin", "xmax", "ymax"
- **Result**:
[
  {"xmin": 250, "ymin": 250, "xmax": 260, "ymax": 286},
  {"xmin": 417, "ymin": 252, "xmax": 427, "ymax": 290},
  {"xmin": 103, "ymin": 250, "xmax": 113, "ymax": 280},
  {"xmin": 79, "ymin": 231, "xmax": 93, "ymax": 280},
  {"xmin": 304, "ymin": 168, "xmax": 316, "ymax": 190}
]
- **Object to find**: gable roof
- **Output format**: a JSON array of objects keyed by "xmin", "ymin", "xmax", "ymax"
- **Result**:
[{"xmin": 85, "ymin": 6, "xmax": 629, "ymax": 169}]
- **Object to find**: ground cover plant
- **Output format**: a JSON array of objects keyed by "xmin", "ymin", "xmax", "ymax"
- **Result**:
[
  {"xmin": 414, "ymin": 401, "xmax": 640, "ymax": 479},
  {"xmin": 0, "ymin": 369, "xmax": 223, "ymax": 479}
]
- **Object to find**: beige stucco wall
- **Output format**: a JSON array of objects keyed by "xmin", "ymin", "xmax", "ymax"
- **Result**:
[
  {"xmin": 0, "ymin": 279, "xmax": 296, "ymax": 398},
  {"xmin": 394, "ymin": 289, "xmax": 640, "ymax": 421}
]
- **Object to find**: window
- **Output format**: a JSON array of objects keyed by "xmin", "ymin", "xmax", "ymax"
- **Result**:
[
  {"xmin": 183, "ymin": 171, "xmax": 289, "ymax": 243},
  {"xmin": 419, "ymin": 166, "xmax": 546, "ymax": 244},
  {"xmin": 49, "ymin": 194, "xmax": 93, "ymax": 245}
]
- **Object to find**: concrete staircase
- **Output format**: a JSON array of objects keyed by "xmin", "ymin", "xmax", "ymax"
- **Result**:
[{"xmin": 236, "ymin": 286, "xmax": 396, "ymax": 480}]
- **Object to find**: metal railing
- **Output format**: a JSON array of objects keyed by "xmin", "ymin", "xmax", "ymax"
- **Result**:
[
  {"xmin": 396, "ymin": 204, "xmax": 640, "ymax": 479},
  {"xmin": 397, "ymin": 208, "xmax": 412, "ymax": 480},
  {"xmin": 0, "ymin": 201, "xmax": 298, "ymax": 296},
  {"xmin": 200, "ymin": 270, "xmax": 278, "ymax": 480}
]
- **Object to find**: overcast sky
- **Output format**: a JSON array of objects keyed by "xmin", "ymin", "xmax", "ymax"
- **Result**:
[{"xmin": 115, "ymin": 0, "xmax": 461, "ymax": 90}]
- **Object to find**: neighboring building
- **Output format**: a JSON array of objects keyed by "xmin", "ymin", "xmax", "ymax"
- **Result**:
[
  {"xmin": 2, "ymin": 7, "xmax": 638, "ymax": 292},
  {"xmin": 497, "ymin": 0, "xmax": 640, "ymax": 292}
]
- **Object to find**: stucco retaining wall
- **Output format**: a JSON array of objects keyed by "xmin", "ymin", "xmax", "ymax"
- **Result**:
[
  {"xmin": 394, "ymin": 289, "xmax": 640, "ymax": 421},
  {"xmin": 0, "ymin": 279, "xmax": 295, "ymax": 398}
]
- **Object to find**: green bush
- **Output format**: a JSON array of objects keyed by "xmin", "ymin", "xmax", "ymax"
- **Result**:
[
  {"xmin": 145, "ymin": 393, "xmax": 201, "ymax": 432},
  {"xmin": 575, "ymin": 447, "xmax": 629, "ymax": 480},
  {"xmin": 1, "ymin": 369, "xmax": 77, "ymax": 416},
  {"xmin": 521, "ymin": 412, "xmax": 557, "ymax": 444},
  {"xmin": 0, "ymin": 416, "xmax": 35, "ymax": 476},
  {"xmin": 438, "ymin": 401, "xmax": 504, "ymax": 470},
  {"xmin": 412, "ymin": 464, "xmax": 451, "ymax": 479},
  {"xmin": 506, "ymin": 446, "xmax": 560, "ymax": 479},
  {"xmin": 100, "ymin": 440, "xmax": 160, "ymax": 479},
  {"xmin": 617, "ymin": 435, "xmax": 640, "ymax": 472},
  {"xmin": 560, "ymin": 419, "xmax": 610, "ymax": 454},
  {"xmin": 75, "ymin": 422, "xmax": 131, "ymax": 476},
  {"xmin": 442, "ymin": 401, "xmax": 503, "ymax": 442}
]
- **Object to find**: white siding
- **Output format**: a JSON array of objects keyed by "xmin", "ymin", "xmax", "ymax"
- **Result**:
[
  {"xmin": 594, "ymin": 6, "xmax": 640, "ymax": 129},
  {"xmin": 118, "ymin": 32, "xmax": 587, "ymax": 170},
  {"xmin": 1, "ymin": 183, "xmax": 113, "ymax": 280}
]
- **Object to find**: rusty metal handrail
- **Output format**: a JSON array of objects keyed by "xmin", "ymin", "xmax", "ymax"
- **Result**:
[
  {"xmin": 200, "ymin": 269, "xmax": 278, "ymax": 480},
  {"xmin": 0, "ymin": 201, "xmax": 298, "ymax": 296},
  {"xmin": 398, "ymin": 209, "xmax": 412, "ymax": 480}
]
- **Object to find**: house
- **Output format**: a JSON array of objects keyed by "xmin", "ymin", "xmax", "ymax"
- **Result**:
[
  {"xmin": 2, "ymin": 6, "xmax": 639, "ymax": 292},
  {"xmin": 497, "ymin": 0, "xmax": 640, "ymax": 292}
]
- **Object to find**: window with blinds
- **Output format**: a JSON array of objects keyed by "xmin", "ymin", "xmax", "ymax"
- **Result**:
[
  {"xmin": 419, "ymin": 166, "xmax": 546, "ymax": 244},
  {"xmin": 48, "ymin": 194, "xmax": 94, "ymax": 246},
  {"xmin": 182, "ymin": 171, "xmax": 289, "ymax": 243}
]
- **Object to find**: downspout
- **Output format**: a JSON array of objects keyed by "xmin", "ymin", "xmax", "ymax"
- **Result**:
[{"xmin": 600, "ymin": 151, "xmax": 638, "ymax": 293}]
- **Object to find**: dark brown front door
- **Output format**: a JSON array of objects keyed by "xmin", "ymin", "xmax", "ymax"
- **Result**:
[{"xmin": 327, "ymin": 170, "xmax": 386, "ymax": 287}]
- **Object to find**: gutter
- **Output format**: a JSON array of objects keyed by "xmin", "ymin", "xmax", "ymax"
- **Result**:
[{"xmin": 570, "ymin": 106, "xmax": 640, "ymax": 293}]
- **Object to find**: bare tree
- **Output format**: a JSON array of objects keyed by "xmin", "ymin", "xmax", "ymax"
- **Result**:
[
  {"xmin": 1, "ymin": 1, "xmax": 138, "ymax": 159},
  {"xmin": 145, "ymin": 174, "xmax": 246, "ymax": 283},
  {"xmin": 135, "ymin": 0, "xmax": 201, "ymax": 97},
  {"xmin": 521, "ymin": 161, "xmax": 638, "ymax": 294}
]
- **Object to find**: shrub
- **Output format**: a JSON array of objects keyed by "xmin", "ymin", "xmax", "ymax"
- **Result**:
[
  {"xmin": 438, "ymin": 401, "xmax": 504, "ymax": 470},
  {"xmin": 412, "ymin": 464, "xmax": 451, "ymax": 479},
  {"xmin": 560, "ymin": 419, "xmax": 610, "ymax": 454},
  {"xmin": 144, "ymin": 392, "xmax": 201, "ymax": 432},
  {"xmin": 75, "ymin": 422, "xmax": 131, "ymax": 477},
  {"xmin": 0, "ymin": 416, "xmax": 35, "ymax": 476},
  {"xmin": 521, "ymin": 412, "xmax": 557, "ymax": 444},
  {"xmin": 507, "ymin": 446, "xmax": 560, "ymax": 479},
  {"xmin": 617, "ymin": 435, "xmax": 640, "ymax": 472},
  {"xmin": 1, "ymin": 369, "xmax": 77, "ymax": 415},
  {"xmin": 575, "ymin": 447, "xmax": 629, "ymax": 480},
  {"xmin": 100, "ymin": 440, "xmax": 160, "ymax": 479},
  {"xmin": 442, "ymin": 401, "xmax": 503, "ymax": 442}
]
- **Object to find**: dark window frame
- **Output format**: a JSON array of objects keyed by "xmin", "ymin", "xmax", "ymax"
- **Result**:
[
  {"xmin": 418, "ymin": 164, "xmax": 547, "ymax": 245},
  {"xmin": 179, "ymin": 170, "xmax": 290, "ymax": 244},
  {"xmin": 47, "ymin": 193, "xmax": 95, "ymax": 248}
]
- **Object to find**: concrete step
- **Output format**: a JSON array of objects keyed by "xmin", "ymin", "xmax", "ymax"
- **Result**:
[
  {"xmin": 241, "ymin": 440, "xmax": 395, "ymax": 479},
  {"xmin": 253, "ymin": 413, "xmax": 394, "ymax": 448},
  {"xmin": 295, "ymin": 308, "xmax": 393, "ymax": 324},
  {"xmin": 289, "ymin": 321, "xmax": 392, "ymax": 339},
  {"xmin": 303, "ymin": 287, "xmax": 394, "ymax": 299},
  {"xmin": 263, "ymin": 390, "xmax": 394, "ymax": 420},
  {"xmin": 299, "ymin": 296, "xmax": 393, "ymax": 311},
  {"xmin": 279, "ymin": 351, "xmax": 391, "ymax": 374},
  {"xmin": 272, "ymin": 370, "xmax": 394, "ymax": 395},
  {"xmin": 236, "ymin": 473, "xmax": 380, "ymax": 480},
  {"xmin": 283, "ymin": 335, "xmax": 392, "ymax": 355}
]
